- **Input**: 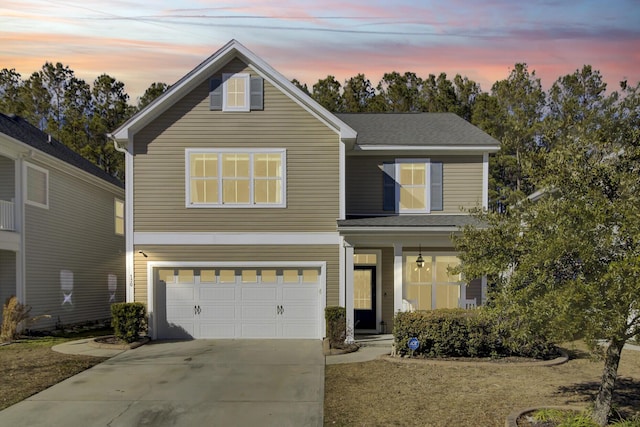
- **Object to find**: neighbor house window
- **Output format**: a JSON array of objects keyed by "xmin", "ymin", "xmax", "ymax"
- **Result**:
[
  {"xmin": 186, "ymin": 148, "xmax": 286, "ymax": 208},
  {"xmin": 210, "ymin": 74, "xmax": 264, "ymax": 112},
  {"xmin": 25, "ymin": 163, "xmax": 49, "ymax": 209},
  {"xmin": 383, "ymin": 159, "xmax": 443, "ymax": 213},
  {"xmin": 114, "ymin": 199, "xmax": 124, "ymax": 235}
]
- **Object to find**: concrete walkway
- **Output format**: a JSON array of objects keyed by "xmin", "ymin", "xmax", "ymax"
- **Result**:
[{"xmin": 2, "ymin": 339, "xmax": 324, "ymax": 427}]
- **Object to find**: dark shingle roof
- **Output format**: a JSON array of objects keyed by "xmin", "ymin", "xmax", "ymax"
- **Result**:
[
  {"xmin": 335, "ymin": 113, "xmax": 500, "ymax": 147},
  {"xmin": 337, "ymin": 215, "xmax": 484, "ymax": 228},
  {"xmin": 0, "ymin": 113, "xmax": 123, "ymax": 188}
]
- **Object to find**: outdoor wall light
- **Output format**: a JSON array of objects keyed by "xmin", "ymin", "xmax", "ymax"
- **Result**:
[
  {"xmin": 416, "ymin": 245, "xmax": 425, "ymax": 268},
  {"xmin": 138, "ymin": 250, "xmax": 148, "ymax": 258}
]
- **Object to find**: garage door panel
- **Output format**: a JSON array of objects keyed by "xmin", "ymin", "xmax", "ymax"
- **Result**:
[
  {"xmin": 201, "ymin": 304, "xmax": 236, "ymax": 320},
  {"xmin": 198, "ymin": 322, "xmax": 235, "ymax": 338},
  {"xmin": 241, "ymin": 287, "xmax": 277, "ymax": 301},
  {"xmin": 281, "ymin": 304, "xmax": 316, "ymax": 320},
  {"xmin": 282, "ymin": 287, "xmax": 318, "ymax": 301},
  {"xmin": 200, "ymin": 286, "xmax": 235, "ymax": 302},
  {"xmin": 281, "ymin": 322, "xmax": 317, "ymax": 338},
  {"xmin": 167, "ymin": 286, "xmax": 196, "ymax": 302}
]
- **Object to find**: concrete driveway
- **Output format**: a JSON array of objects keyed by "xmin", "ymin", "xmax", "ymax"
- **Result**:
[{"xmin": 0, "ymin": 340, "xmax": 324, "ymax": 427}]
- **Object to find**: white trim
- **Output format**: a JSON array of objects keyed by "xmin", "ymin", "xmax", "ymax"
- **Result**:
[
  {"xmin": 339, "ymin": 236, "xmax": 346, "ymax": 307},
  {"xmin": 222, "ymin": 73, "xmax": 250, "ymax": 112},
  {"xmin": 134, "ymin": 232, "xmax": 340, "ymax": 245},
  {"xmin": 14, "ymin": 157, "xmax": 25, "ymax": 304},
  {"xmin": 393, "ymin": 244, "xmax": 403, "ymax": 314},
  {"xmin": 338, "ymin": 226, "xmax": 462, "ymax": 234},
  {"xmin": 339, "ymin": 140, "xmax": 345, "ymax": 220},
  {"xmin": 185, "ymin": 148, "xmax": 286, "ymax": 208},
  {"xmin": 124, "ymin": 140, "xmax": 135, "ymax": 302},
  {"xmin": 23, "ymin": 162, "xmax": 49, "ymax": 209},
  {"xmin": 356, "ymin": 145, "xmax": 500, "ymax": 153},
  {"xmin": 147, "ymin": 260, "xmax": 327, "ymax": 340},
  {"xmin": 482, "ymin": 152, "xmax": 489, "ymax": 209},
  {"xmin": 343, "ymin": 243, "xmax": 354, "ymax": 343}
]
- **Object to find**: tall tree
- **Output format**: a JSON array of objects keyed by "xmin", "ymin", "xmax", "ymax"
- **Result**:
[
  {"xmin": 455, "ymin": 82, "xmax": 640, "ymax": 427},
  {"xmin": 41, "ymin": 62, "xmax": 75, "ymax": 139},
  {"xmin": 311, "ymin": 75, "xmax": 343, "ymax": 112},
  {"xmin": 489, "ymin": 63, "xmax": 546, "ymax": 201},
  {"xmin": 342, "ymin": 74, "xmax": 375, "ymax": 112},
  {"xmin": 86, "ymin": 74, "xmax": 135, "ymax": 177},
  {"xmin": 19, "ymin": 71, "xmax": 51, "ymax": 131},
  {"xmin": 422, "ymin": 72, "xmax": 457, "ymax": 113},
  {"xmin": 374, "ymin": 71, "xmax": 423, "ymax": 112},
  {"xmin": 59, "ymin": 76, "xmax": 91, "ymax": 153},
  {"xmin": 291, "ymin": 78, "xmax": 310, "ymax": 95},
  {"xmin": 137, "ymin": 82, "xmax": 169, "ymax": 111},
  {"xmin": 452, "ymin": 74, "xmax": 481, "ymax": 121},
  {"xmin": 0, "ymin": 68, "xmax": 23, "ymax": 115}
]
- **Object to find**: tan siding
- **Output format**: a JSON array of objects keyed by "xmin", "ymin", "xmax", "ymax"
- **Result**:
[
  {"xmin": 0, "ymin": 156, "xmax": 14, "ymax": 201},
  {"xmin": 133, "ymin": 244, "xmax": 340, "ymax": 308},
  {"xmin": 346, "ymin": 155, "xmax": 484, "ymax": 215},
  {"xmin": 23, "ymin": 162, "xmax": 125, "ymax": 329},
  {"xmin": 0, "ymin": 250, "xmax": 16, "ymax": 320},
  {"xmin": 133, "ymin": 60, "xmax": 340, "ymax": 233}
]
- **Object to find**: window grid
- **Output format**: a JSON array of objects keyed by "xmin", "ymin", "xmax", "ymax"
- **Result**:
[{"xmin": 186, "ymin": 149, "xmax": 285, "ymax": 208}]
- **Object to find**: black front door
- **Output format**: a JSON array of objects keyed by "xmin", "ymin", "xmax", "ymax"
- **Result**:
[{"xmin": 354, "ymin": 266, "xmax": 376, "ymax": 330}]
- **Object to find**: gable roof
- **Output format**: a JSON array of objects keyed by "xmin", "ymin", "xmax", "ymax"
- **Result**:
[
  {"xmin": 336, "ymin": 113, "xmax": 500, "ymax": 151},
  {"xmin": 110, "ymin": 39, "xmax": 357, "ymax": 143},
  {"xmin": 0, "ymin": 113, "xmax": 124, "ymax": 188}
]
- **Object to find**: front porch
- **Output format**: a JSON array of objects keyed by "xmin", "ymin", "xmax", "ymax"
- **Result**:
[{"xmin": 338, "ymin": 216, "xmax": 486, "ymax": 337}]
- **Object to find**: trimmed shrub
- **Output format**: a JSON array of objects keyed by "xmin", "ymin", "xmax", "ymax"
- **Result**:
[
  {"xmin": 393, "ymin": 308, "xmax": 557, "ymax": 359},
  {"xmin": 325, "ymin": 306, "xmax": 346, "ymax": 348},
  {"xmin": 111, "ymin": 303, "xmax": 147, "ymax": 343}
]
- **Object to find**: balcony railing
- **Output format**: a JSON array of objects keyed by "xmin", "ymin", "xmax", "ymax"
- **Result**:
[{"xmin": 0, "ymin": 200, "xmax": 15, "ymax": 231}]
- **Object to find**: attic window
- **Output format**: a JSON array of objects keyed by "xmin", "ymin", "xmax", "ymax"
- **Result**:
[{"xmin": 210, "ymin": 74, "xmax": 263, "ymax": 112}]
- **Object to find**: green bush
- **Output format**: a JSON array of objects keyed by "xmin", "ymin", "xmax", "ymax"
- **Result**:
[
  {"xmin": 111, "ymin": 303, "xmax": 147, "ymax": 343},
  {"xmin": 325, "ymin": 306, "xmax": 346, "ymax": 348},
  {"xmin": 393, "ymin": 309, "xmax": 557, "ymax": 359}
]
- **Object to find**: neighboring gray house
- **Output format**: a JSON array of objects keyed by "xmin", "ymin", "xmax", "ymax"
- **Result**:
[
  {"xmin": 110, "ymin": 40, "xmax": 500, "ymax": 341},
  {"xmin": 0, "ymin": 113, "xmax": 125, "ymax": 330}
]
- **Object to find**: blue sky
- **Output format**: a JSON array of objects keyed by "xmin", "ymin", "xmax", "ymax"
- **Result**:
[{"xmin": 1, "ymin": 0, "xmax": 639, "ymax": 102}]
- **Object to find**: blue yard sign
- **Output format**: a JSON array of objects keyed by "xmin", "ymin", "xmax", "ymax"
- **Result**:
[{"xmin": 408, "ymin": 337, "xmax": 419, "ymax": 351}]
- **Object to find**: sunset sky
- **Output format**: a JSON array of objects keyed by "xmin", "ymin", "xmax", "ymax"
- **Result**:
[{"xmin": 2, "ymin": 0, "xmax": 639, "ymax": 103}]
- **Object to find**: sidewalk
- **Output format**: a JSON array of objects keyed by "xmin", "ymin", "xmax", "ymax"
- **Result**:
[{"xmin": 325, "ymin": 334, "xmax": 393, "ymax": 365}]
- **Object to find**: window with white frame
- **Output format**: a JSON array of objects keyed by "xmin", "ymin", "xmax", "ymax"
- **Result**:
[
  {"xmin": 114, "ymin": 199, "xmax": 124, "ymax": 235},
  {"xmin": 404, "ymin": 254, "xmax": 462, "ymax": 310},
  {"xmin": 186, "ymin": 149, "xmax": 285, "ymax": 207},
  {"xmin": 383, "ymin": 159, "xmax": 443, "ymax": 213},
  {"xmin": 25, "ymin": 163, "xmax": 49, "ymax": 208},
  {"xmin": 209, "ymin": 74, "xmax": 264, "ymax": 112}
]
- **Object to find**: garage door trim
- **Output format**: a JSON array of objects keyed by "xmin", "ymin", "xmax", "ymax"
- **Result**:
[{"xmin": 147, "ymin": 261, "xmax": 326, "ymax": 340}]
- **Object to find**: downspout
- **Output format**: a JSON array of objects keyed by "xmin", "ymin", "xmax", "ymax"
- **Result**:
[{"xmin": 108, "ymin": 134, "xmax": 134, "ymax": 303}]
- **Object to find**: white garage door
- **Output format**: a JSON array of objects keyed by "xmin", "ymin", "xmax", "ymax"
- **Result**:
[{"xmin": 159, "ymin": 265, "xmax": 323, "ymax": 339}]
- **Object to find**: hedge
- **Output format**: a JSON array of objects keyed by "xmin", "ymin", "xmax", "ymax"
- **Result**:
[
  {"xmin": 111, "ymin": 302, "xmax": 147, "ymax": 343},
  {"xmin": 393, "ymin": 309, "xmax": 557, "ymax": 359}
]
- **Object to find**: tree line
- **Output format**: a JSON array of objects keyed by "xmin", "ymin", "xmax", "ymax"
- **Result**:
[{"xmin": 0, "ymin": 61, "xmax": 636, "ymax": 210}]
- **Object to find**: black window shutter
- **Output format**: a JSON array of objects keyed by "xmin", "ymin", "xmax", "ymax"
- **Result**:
[
  {"xmin": 430, "ymin": 162, "xmax": 443, "ymax": 211},
  {"xmin": 209, "ymin": 78, "xmax": 222, "ymax": 111},
  {"xmin": 383, "ymin": 162, "xmax": 396, "ymax": 211},
  {"xmin": 250, "ymin": 76, "xmax": 264, "ymax": 110}
]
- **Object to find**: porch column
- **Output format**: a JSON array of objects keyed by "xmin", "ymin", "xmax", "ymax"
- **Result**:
[
  {"xmin": 344, "ymin": 241, "xmax": 354, "ymax": 343},
  {"xmin": 393, "ymin": 243, "xmax": 403, "ymax": 314}
]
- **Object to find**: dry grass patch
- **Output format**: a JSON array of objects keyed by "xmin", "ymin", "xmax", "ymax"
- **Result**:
[
  {"xmin": 0, "ymin": 334, "xmax": 109, "ymax": 410},
  {"xmin": 324, "ymin": 343, "xmax": 640, "ymax": 426}
]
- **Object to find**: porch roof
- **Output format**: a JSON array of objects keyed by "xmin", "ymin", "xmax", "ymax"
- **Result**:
[{"xmin": 337, "ymin": 215, "xmax": 483, "ymax": 230}]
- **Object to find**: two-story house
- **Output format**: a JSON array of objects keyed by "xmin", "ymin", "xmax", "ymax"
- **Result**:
[
  {"xmin": 110, "ymin": 40, "xmax": 500, "ymax": 340},
  {"xmin": 0, "ymin": 113, "xmax": 125, "ymax": 330}
]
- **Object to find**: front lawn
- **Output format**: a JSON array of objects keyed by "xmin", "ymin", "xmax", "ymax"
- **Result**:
[
  {"xmin": 0, "ymin": 330, "xmax": 110, "ymax": 410},
  {"xmin": 324, "ymin": 342, "xmax": 640, "ymax": 426}
]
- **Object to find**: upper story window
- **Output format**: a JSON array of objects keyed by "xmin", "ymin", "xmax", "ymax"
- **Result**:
[
  {"xmin": 210, "ymin": 74, "xmax": 264, "ymax": 112},
  {"xmin": 383, "ymin": 159, "xmax": 442, "ymax": 213},
  {"xmin": 114, "ymin": 199, "xmax": 124, "ymax": 235},
  {"xmin": 25, "ymin": 162, "xmax": 49, "ymax": 209},
  {"xmin": 186, "ymin": 148, "xmax": 286, "ymax": 208}
]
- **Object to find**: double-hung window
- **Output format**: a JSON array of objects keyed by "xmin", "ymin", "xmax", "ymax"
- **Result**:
[
  {"xmin": 186, "ymin": 149, "xmax": 286, "ymax": 208},
  {"xmin": 383, "ymin": 159, "xmax": 443, "ymax": 213},
  {"xmin": 210, "ymin": 74, "xmax": 264, "ymax": 112},
  {"xmin": 25, "ymin": 162, "xmax": 49, "ymax": 209}
]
